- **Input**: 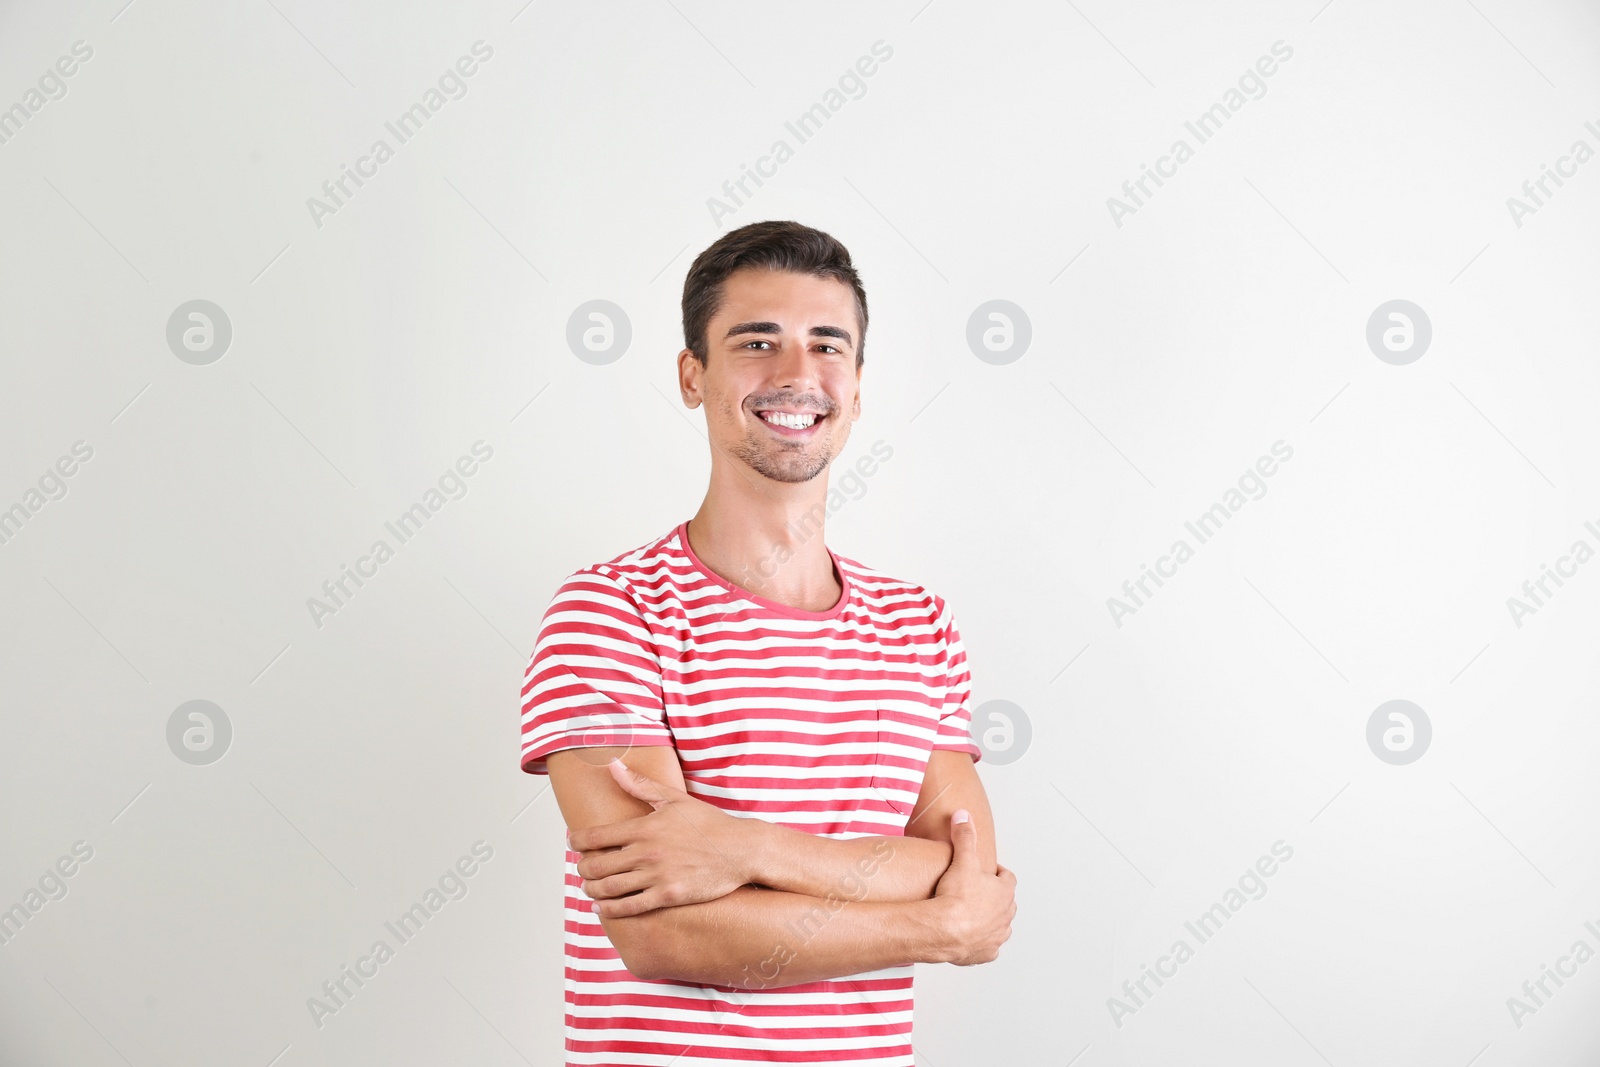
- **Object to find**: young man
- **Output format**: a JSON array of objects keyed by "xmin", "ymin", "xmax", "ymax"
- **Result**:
[{"xmin": 520, "ymin": 220, "xmax": 1016, "ymax": 1066}]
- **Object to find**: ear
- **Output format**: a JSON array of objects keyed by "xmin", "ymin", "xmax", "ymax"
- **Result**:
[{"xmin": 677, "ymin": 347, "xmax": 704, "ymax": 408}]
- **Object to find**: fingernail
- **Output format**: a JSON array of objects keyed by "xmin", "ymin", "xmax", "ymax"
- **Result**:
[{"xmin": 953, "ymin": 809, "xmax": 970, "ymax": 824}]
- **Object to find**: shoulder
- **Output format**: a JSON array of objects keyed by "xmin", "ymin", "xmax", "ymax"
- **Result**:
[
  {"xmin": 833, "ymin": 550, "xmax": 953, "ymax": 630},
  {"xmin": 544, "ymin": 528, "xmax": 682, "ymax": 615}
]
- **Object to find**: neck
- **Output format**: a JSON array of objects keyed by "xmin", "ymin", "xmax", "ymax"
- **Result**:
[{"xmin": 686, "ymin": 464, "xmax": 840, "ymax": 612}]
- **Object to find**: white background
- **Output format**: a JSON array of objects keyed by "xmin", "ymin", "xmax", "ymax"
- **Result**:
[{"xmin": 1, "ymin": 0, "xmax": 1598, "ymax": 1064}]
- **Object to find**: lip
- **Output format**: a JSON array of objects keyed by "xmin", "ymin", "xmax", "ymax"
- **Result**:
[{"xmin": 754, "ymin": 408, "xmax": 827, "ymax": 437}]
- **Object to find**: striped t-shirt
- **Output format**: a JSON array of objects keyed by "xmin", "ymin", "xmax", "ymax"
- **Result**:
[{"xmin": 520, "ymin": 521, "xmax": 981, "ymax": 1066}]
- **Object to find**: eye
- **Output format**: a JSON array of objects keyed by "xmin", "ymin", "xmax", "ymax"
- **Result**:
[{"xmin": 741, "ymin": 339, "xmax": 774, "ymax": 350}]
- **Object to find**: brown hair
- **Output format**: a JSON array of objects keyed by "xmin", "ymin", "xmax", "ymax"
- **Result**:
[{"xmin": 681, "ymin": 220, "xmax": 868, "ymax": 369}]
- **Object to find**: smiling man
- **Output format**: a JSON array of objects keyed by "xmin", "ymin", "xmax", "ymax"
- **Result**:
[{"xmin": 520, "ymin": 220, "xmax": 1016, "ymax": 1066}]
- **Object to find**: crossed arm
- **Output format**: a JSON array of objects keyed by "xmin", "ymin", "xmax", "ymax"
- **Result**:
[
  {"xmin": 737, "ymin": 744, "xmax": 999, "ymax": 900},
  {"xmin": 544, "ymin": 744, "xmax": 1014, "ymax": 989}
]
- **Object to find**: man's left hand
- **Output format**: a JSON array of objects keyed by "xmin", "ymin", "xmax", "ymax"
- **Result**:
[{"xmin": 568, "ymin": 756, "xmax": 758, "ymax": 918}]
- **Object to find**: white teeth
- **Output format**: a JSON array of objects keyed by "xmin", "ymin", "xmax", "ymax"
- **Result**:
[{"xmin": 760, "ymin": 411, "xmax": 817, "ymax": 429}]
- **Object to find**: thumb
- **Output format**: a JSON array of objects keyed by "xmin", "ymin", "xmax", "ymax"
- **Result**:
[
  {"xmin": 948, "ymin": 809, "xmax": 977, "ymax": 866},
  {"xmin": 609, "ymin": 756, "xmax": 673, "ymax": 808}
]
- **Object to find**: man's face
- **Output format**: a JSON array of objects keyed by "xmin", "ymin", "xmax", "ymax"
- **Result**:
[{"xmin": 681, "ymin": 268, "xmax": 862, "ymax": 484}]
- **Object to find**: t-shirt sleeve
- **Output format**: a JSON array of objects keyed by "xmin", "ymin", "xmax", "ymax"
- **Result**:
[
  {"xmin": 519, "ymin": 567, "xmax": 677, "ymax": 775},
  {"xmin": 931, "ymin": 599, "xmax": 982, "ymax": 763}
]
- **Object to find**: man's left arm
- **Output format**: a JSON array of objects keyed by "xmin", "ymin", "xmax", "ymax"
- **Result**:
[
  {"xmin": 743, "ymin": 748, "xmax": 998, "ymax": 899},
  {"xmin": 741, "ymin": 599, "xmax": 998, "ymax": 898},
  {"xmin": 575, "ymin": 749, "xmax": 996, "ymax": 915},
  {"xmin": 574, "ymin": 601, "xmax": 999, "ymax": 914}
]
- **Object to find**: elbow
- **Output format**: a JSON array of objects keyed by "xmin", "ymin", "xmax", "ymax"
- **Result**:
[
  {"xmin": 599, "ymin": 914, "xmax": 667, "ymax": 980},
  {"xmin": 618, "ymin": 946, "xmax": 659, "ymax": 981},
  {"xmin": 602, "ymin": 913, "xmax": 718, "ymax": 985},
  {"xmin": 623, "ymin": 953, "xmax": 661, "ymax": 981}
]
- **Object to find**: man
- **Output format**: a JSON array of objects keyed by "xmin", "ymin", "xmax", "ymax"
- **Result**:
[{"xmin": 520, "ymin": 219, "xmax": 1017, "ymax": 1065}]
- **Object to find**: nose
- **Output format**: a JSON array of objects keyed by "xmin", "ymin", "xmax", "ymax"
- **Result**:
[{"xmin": 771, "ymin": 332, "xmax": 822, "ymax": 393}]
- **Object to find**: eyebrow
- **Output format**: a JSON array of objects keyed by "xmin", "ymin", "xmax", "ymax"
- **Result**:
[{"xmin": 724, "ymin": 321, "xmax": 854, "ymax": 349}]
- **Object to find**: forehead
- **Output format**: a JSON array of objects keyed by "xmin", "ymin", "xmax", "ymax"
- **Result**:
[{"xmin": 712, "ymin": 268, "xmax": 858, "ymax": 327}]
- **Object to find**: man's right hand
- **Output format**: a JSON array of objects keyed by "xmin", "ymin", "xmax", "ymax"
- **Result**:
[{"xmin": 930, "ymin": 809, "xmax": 1017, "ymax": 966}]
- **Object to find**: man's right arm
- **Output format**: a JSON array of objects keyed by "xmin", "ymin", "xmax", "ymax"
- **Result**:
[
  {"xmin": 614, "ymin": 883, "xmax": 951, "ymax": 988},
  {"xmin": 546, "ymin": 745, "xmax": 971, "ymax": 988}
]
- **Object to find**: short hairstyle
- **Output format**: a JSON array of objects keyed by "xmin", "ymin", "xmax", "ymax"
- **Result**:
[{"xmin": 681, "ymin": 220, "xmax": 868, "ymax": 369}]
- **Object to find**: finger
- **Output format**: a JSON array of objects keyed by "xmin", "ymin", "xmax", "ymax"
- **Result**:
[
  {"xmin": 609, "ymin": 757, "xmax": 674, "ymax": 806},
  {"xmin": 576, "ymin": 848, "xmax": 641, "ymax": 881},
  {"xmin": 593, "ymin": 889, "xmax": 663, "ymax": 920},
  {"xmin": 948, "ymin": 809, "xmax": 976, "ymax": 864},
  {"xmin": 567, "ymin": 819, "xmax": 637, "ymax": 852},
  {"xmin": 583, "ymin": 869, "xmax": 651, "ymax": 901}
]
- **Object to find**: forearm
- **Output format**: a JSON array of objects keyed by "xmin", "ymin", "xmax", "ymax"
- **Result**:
[
  {"xmin": 615, "ymin": 884, "xmax": 951, "ymax": 989},
  {"xmin": 743, "ymin": 820, "xmax": 952, "ymax": 902}
]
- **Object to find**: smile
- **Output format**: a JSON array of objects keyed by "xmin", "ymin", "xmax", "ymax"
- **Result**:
[{"xmin": 756, "ymin": 409, "xmax": 825, "ymax": 435}]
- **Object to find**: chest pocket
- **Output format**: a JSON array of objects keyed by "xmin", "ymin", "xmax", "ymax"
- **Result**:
[{"xmin": 867, "ymin": 702, "xmax": 919, "ymax": 817}]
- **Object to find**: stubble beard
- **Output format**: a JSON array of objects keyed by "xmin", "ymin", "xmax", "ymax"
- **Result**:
[
  {"xmin": 729, "ymin": 429, "xmax": 837, "ymax": 483},
  {"xmin": 721, "ymin": 397, "xmax": 840, "ymax": 484}
]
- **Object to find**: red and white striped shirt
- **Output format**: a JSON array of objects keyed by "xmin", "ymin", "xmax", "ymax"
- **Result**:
[{"xmin": 520, "ymin": 521, "xmax": 981, "ymax": 1066}]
